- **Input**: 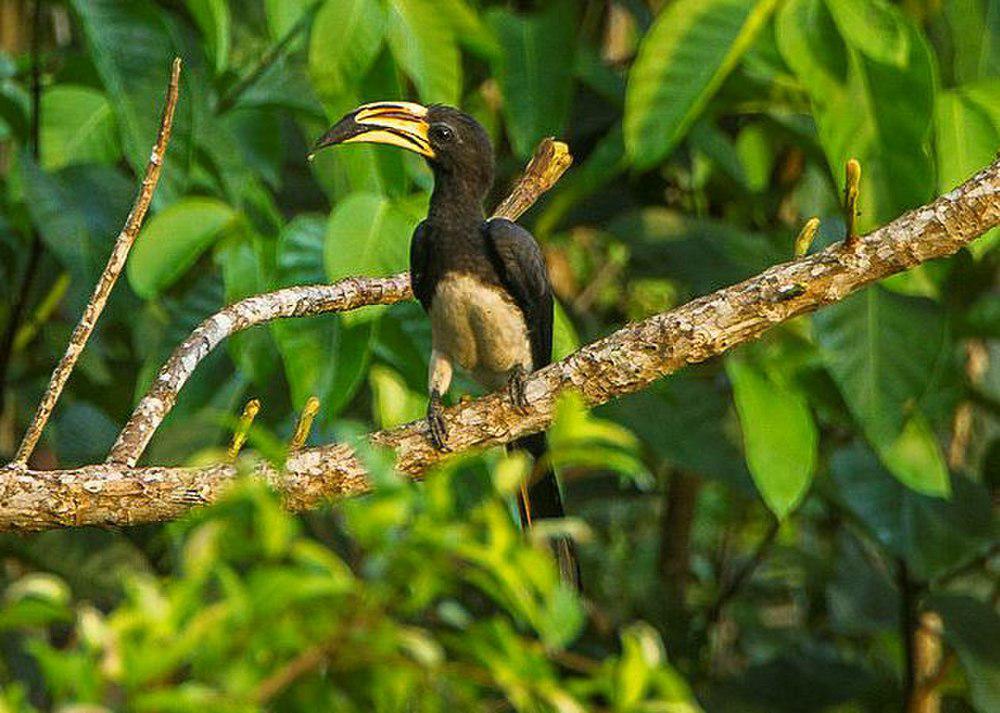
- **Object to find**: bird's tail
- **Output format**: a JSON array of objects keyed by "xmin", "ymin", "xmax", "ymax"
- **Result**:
[{"xmin": 513, "ymin": 432, "xmax": 581, "ymax": 591}]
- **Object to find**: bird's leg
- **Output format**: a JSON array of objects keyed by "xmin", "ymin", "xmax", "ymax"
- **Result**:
[
  {"xmin": 427, "ymin": 350, "xmax": 453, "ymax": 451},
  {"xmin": 506, "ymin": 363, "xmax": 530, "ymax": 414},
  {"xmin": 427, "ymin": 390, "xmax": 449, "ymax": 452}
]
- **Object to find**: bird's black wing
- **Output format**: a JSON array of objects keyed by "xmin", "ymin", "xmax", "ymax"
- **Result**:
[
  {"xmin": 483, "ymin": 218, "xmax": 553, "ymax": 370},
  {"xmin": 409, "ymin": 220, "xmax": 433, "ymax": 311}
]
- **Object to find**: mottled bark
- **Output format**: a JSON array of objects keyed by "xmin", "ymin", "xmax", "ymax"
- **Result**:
[{"xmin": 1, "ymin": 157, "xmax": 997, "ymax": 533}]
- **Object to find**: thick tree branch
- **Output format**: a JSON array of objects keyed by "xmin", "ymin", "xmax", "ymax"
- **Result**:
[
  {"xmin": 107, "ymin": 139, "xmax": 573, "ymax": 466},
  {"xmin": 10, "ymin": 58, "xmax": 181, "ymax": 467},
  {"xmin": 1, "ymin": 156, "xmax": 997, "ymax": 533}
]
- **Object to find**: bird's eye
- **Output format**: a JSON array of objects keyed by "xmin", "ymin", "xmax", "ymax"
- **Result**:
[{"xmin": 430, "ymin": 123, "xmax": 455, "ymax": 142}]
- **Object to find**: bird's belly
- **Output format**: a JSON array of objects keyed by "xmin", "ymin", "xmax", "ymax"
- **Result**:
[{"xmin": 429, "ymin": 273, "xmax": 532, "ymax": 388}]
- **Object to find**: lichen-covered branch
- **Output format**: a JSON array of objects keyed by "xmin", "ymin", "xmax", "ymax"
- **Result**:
[
  {"xmin": 10, "ymin": 58, "xmax": 182, "ymax": 467},
  {"xmin": 107, "ymin": 138, "xmax": 573, "ymax": 466},
  {"xmin": 2, "ymin": 157, "xmax": 997, "ymax": 533}
]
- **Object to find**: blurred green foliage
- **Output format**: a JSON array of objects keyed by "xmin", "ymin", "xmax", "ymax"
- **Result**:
[{"xmin": 0, "ymin": 0, "xmax": 997, "ymax": 710}]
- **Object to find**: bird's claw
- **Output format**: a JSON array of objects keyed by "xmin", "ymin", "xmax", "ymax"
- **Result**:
[
  {"xmin": 427, "ymin": 392, "xmax": 450, "ymax": 451},
  {"xmin": 507, "ymin": 364, "xmax": 530, "ymax": 414}
]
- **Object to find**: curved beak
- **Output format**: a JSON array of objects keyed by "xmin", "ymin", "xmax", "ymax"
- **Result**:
[{"xmin": 310, "ymin": 101, "xmax": 434, "ymax": 159}]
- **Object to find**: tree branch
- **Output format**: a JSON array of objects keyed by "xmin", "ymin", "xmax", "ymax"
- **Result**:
[
  {"xmin": 9, "ymin": 57, "xmax": 181, "ymax": 467},
  {"xmin": 1, "ymin": 155, "xmax": 997, "ymax": 533}
]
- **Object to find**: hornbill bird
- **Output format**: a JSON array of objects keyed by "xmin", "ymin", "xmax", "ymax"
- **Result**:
[{"xmin": 312, "ymin": 102, "xmax": 579, "ymax": 588}]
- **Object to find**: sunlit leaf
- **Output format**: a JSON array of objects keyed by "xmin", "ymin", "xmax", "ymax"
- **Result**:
[
  {"xmin": 40, "ymin": 86, "xmax": 119, "ymax": 170},
  {"xmin": 624, "ymin": 0, "xmax": 779, "ymax": 169},
  {"xmin": 185, "ymin": 0, "xmax": 230, "ymax": 73},
  {"xmin": 387, "ymin": 0, "xmax": 461, "ymax": 105},
  {"xmin": 488, "ymin": 1, "xmax": 577, "ymax": 158},
  {"xmin": 825, "ymin": 0, "xmax": 908, "ymax": 66},
  {"xmin": 726, "ymin": 357, "xmax": 817, "ymax": 517},
  {"xmin": 129, "ymin": 197, "xmax": 238, "ymax": 298},
  {"xmin": 308, "ymin": 0, "xmax": 386, "ymax": 98}
]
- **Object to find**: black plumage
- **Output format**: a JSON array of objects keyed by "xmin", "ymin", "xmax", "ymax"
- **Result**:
[{"xmin": 314, "ymin": 102, "xmax": 580, "ymax": 589}]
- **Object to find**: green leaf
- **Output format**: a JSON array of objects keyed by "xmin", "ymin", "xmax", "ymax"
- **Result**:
[
  {"xmin": 272, "ymin": 215, "xmax": 372, "ymax": 415},
  {"xmin": 831, "ymin": 444, "xmax": 992, "ymax": 579},
  {"xmin": 308, "ymin": 0, "xmax": 386, "ymax": 99},
  {"xmin": 324, "ymin": 192, "xmax": 418, "ymax": 324},
  {"xmin": 437, "ymin": 0, "xmax": 499, "ymax": 59},
  {"xmin": 726, "ymin": 358, "xmax": 817, "ymax": 517},
  {"xmin": 70, "ymin": 0, "xmax": 197, "ymax": 199},
  {"xmin": 487, "ymin": 1, "xmax": 577, "ymax": 158},
  {"xmin": 778, "ymin": 0, "xmax": 935, "ymax": 232},
  {"xmin": 387, "ymin": 0, "xmax": 461, "ymax": 105},
  {"xmin": 935, "ymin": 82, "xmax": 1000, "ymax": 258},
  {"xmin": 624, "ymin": 0, "xmax": 779, "ymax": 169},
  {"xmin": 129, "ymin": 198, "xmax": 238, "ymax": 299},
  {"xmin": 824, "ymin": 0, "xmax": 908, "ymax": 67},
  {"xmin": 548, "ymin": 391, "xmax": 647, "ymax": 481},
  {"xmin": 813, "ymin": 287, "xmax": 950, "ymax": 445},
  {"xmin": 185, "ymin": 0, "xmax": 230, "ymax": 73},
  {"xmin": 40, "ymin": 86, "xmax": 119, "ymax": 171},
  {"xmin": 929, "ymin": 594, "xmax": 1000, "ymax": 713},
  {"xmin": 875, "ymin": 411, "xmax": 949, "ymax": 497},
  {"xmin": 602, "ymin": 371, "xmax": 752, "ymax": 489}
]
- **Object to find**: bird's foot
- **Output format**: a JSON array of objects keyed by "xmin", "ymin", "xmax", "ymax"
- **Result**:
[
  {"xmin": 427, "ymin": 390, "xmax": 450, "ymax": 451},
  {"xmin": 506, "ymin": 364, "xmax": 530, "ymax": 414}
]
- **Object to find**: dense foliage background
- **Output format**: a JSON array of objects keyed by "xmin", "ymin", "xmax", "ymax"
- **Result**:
[{"xmin": 0, "ymin": 0, "xmax": 997, "ymax": 710}]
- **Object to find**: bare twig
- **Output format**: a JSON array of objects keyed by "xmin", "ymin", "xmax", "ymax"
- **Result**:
[
  {"xmin": 0, "ymin": 155, "xmax": 997, "ymax": 532},
  {"xmin": 9, "ymin": 58, "xmax": 182, "ymax": 468},
  {"xmin": 108, "ymin": 139, "xmax": 572, "ymax": 466}
]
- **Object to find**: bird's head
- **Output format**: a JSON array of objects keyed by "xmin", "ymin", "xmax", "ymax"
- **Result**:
[{"xmin": 311, "ymin": 102, "xmax": 494, "ymax": 198}]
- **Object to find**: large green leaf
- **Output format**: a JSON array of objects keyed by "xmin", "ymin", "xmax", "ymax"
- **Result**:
[
  {"xmin": 831, "ymin": 444, "xmax": 993, "ymax": 580},
  {"xmin": 813, "ymin": 287, "xmax": 953, "ymax": 493},
  {"xmin": 185, "ymin": 0, "xmax": 230, "ymax": 74},
  {"xmin": 777, "ymin": 0, "xmax": 935, "ymax": 232},
  {"xmin": 437, "ymin": 0, "xmax": 499, "ymax": 59},
  {"xmin": 824, "ymin": 0, "xmax": 908, "ymax": 67},
  {"xmin": 935, "ymin": 81, "xmax": 1000, "ymax": 258},
  {"xmin": 323, "ymin": 192, "xmax": 418, "ymax": 312},
  {"xmin": 70, "ymin": 0, "xmax": 198, "ymax": 199},
  {"xmin": 272, "ymin": 215, "xmax": 372, "ymax": 416},
  {"xmin": 40, "ymin": 86, "xmax": 119, "ymax": 171},
  {"xmin": 602, "ymin": 371, "xmax": 752, "ymax": 489},
  {"xmin": 128, "ymin": 197, "xmax": 238, "ymax": 299},
  {"xmin": 308, "ymin": 0, "xmax": 386, "ymax": 98},
  {"xmin": 487, "ymin": 1, "xmax": 577, "ymax": 158},
  {"xmin": 726, "ymin": 357, "xmax": 817, "ymax": 518},
  {"xmin": 624, "ymin": 0, "xmax": 779, "ymax": 169},
  {"xmin": 387, "ymin": 0, "xmax": 461, "ymax": 105}
]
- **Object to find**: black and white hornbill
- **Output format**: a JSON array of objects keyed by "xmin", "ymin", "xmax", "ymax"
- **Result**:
[{"xmin": 312, "ymin": 102, "xmax": 579, "ymax": 587}]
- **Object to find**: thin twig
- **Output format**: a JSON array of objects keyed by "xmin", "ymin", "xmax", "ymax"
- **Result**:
[
  {"xmin": 9, "ymin": 58, "xmax": 182, "ymax": 467},
  {"xmin": 107, "ymin": 138, "xmax": 572, "ymax": 466}
]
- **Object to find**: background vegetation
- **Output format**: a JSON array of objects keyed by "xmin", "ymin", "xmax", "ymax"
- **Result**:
[{"xmin": 0, "ymin": 0, "xmax": 997, "ymax": 709}]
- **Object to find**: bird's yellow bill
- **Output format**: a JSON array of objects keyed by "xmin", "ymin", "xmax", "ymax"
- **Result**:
[{"xmin": 311, "ymin": 101, "xmax": 434, "ymax": 159}]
